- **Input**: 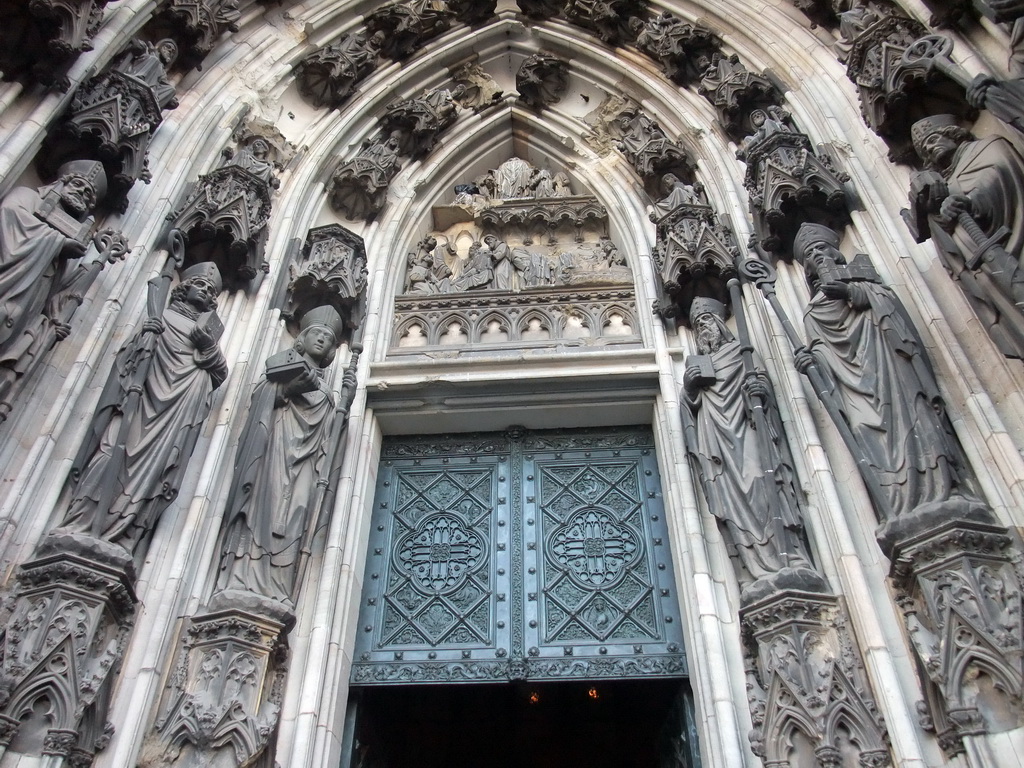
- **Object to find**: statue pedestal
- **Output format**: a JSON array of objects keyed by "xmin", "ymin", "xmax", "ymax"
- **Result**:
[
  {"xmin": 0, "ymin": 532, "xmax": 135, "ymax": 764},
  {"xmin": 144, "ymin": 594, "xmax": 291, "ymax": 768},
  {"xmin": 881, "ymin": 500, "xmax": 1024, "ymax": 757},
  {"xmin": 740, "ymin": 587, "xmax": 889, "ymax": 766}
]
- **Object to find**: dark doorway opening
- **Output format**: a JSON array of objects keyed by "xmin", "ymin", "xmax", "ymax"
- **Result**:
[{"xmin": 344, "ymin": 678, "xmax": 700, "ymax": 768}]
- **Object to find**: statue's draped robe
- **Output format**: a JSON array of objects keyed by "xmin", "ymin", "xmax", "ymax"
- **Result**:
[
  {"xmin": 686, "ymin": 338, "xmax": 806, "ymax": 578},
  {"xmin": 490, "ymin": 241, "xmax": 528, "ymax": 292},
  {"xmin": 805, "ymin": 282, "xmax": 964, "ymax": 518},
  {"xmin": 217, "ymin": 373, "xmax": 335, "ymax": 602},
  {"xmin": 62, "ymin": 305, "xmax": 227, "ymax": 554},
  {"xmin": 931, "ymin": 136, "xmax": 1024, "ymax": 357},
  {"xmin": 0, "ymin": 187, "xmax": 69, "ymax": 360}
]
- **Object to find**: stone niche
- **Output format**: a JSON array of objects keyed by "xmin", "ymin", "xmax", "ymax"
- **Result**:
[{"xmin": 392, "ymin": 158, "xmax": 641, "ymax": 354}]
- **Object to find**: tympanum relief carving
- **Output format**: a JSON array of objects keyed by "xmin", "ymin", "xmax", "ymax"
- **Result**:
[{"xmin": 392, "ymin": 158, "xmax": 640, "ymax": 353}]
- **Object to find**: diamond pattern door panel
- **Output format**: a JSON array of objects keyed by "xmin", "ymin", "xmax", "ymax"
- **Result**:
[{"xmin": 352, "ymin": 427, "xmax": 686, "ymax": 684}]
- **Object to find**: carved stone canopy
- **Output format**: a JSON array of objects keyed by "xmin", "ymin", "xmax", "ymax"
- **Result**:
[
  {"xmin": 740, "ymin": 128, "xmax": 851, "ymax": 257},
  {"xmin": 562, "ymin": 0, "xmax": 648, "ymax": 46},
  {"xmin": 0, "ymin": 0, "xmax": 108, "ymax": 90},
  {"xmin": 144, "ymin": 0, "xmax": 241, "ymax": 72},
  {"xmin": 381, "ymin": 84, "xmax": 464, "ymax": 158},
  {"xmin": 611, "ymin": 108, "xmax": 696, "ymax": 197},
  {"xmin": 652, "ymin": 203, "xmax": 739, "ymax": 322},
  {"xmin": 39, "ymin": 38, "xmax": 180, "ymax": 212},
  {"xmin": 697, "ymin": 54, "xmax": 780, "ymax": 140},
  {"xmin": 295, "ymin": 31, "xmax": 384, "ymax": 110},
  {"xmin": 517, "ymin": 54, "xmax": 569, "ymax": 110},
  {"xmin": 0, "ymin": 533, "xmax": 136, "ymax": 763},
  {"xmin": 282, "ymin": 224, "xmax": 369, "ymax": 340},
  {"xmin": 366, "ymin": 1, "xmax": 454, "ymax": 61},
  {"xmin": 633, "ymin": 12, "xmax": 722, "ymax": 86},
  {"xmin": 842, "ymin": 12, "xmax": 974, "ymax": 161},
  {"xmin": 516, "ymin": 0, "xmax": 563, "ymax": 18},
  {"xmin": 167, "ymin": 131, "xmax": 285, "ymax": 288}
]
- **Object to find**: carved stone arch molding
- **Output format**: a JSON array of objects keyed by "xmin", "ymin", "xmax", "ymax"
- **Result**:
[{"xmin": 5, "ymin": 1, "xmax": 1024, "ymax": 768}]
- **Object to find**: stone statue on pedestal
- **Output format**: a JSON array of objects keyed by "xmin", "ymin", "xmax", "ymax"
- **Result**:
[
  {"xmin": 908, "ymin": 114, "xmax": 1024, "ymax": 359},
  {"xmin": 58, "ymin": 262, "xmax": 228, "ymax": 558},
  {"xmin": 0, "ymin": 161, "xmax": 105, "ymax": 363},
  {"xmin": 792, "ymin": 223, "xmax": 970, "ymax": 521},
  {"xmin": 683, "ymin": 298, "xmax": 812, "ymax": 587},
  {"xmin": 0, "ymin": 160, "xmax": 128, "ymax": 420},
  {"xmin": 215, "ymin": 306, "xmax": 345, "ymax": 604}
]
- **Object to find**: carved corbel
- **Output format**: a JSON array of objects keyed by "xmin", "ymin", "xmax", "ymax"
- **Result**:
[
  {"xmin": 142, "ymin": 604, "xmax": 289, "ymax": 768},
  {"xmin": 167, "ymin": 130, "xmax": 287, "ymax": 288},
  {"xmin": 742, "ymin": 592, "xmax": 891, "ymax": 767},
  {"xmin": 517, "ymin": 54, "xmax": 569, "ymax": 110},
  {"xmin": 880, "ymin": 503, "xmax": 1024, "ymax": 756},
  {"xmin": 0, "ymin": 534, "xmax": 135, "ymax": 765}
]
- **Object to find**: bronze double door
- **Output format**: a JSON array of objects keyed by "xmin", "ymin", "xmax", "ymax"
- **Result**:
[{"xmin": 352, "ymin": 425, "xmax": 687, "ymax": 685}]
